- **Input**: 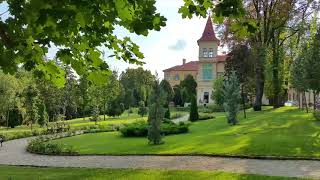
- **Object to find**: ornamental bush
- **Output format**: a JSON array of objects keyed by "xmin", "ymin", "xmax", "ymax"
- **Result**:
[
  {"xmin": 189, "ymin": 95, "xmax": 199, "ymax": 122},
  {"xmin": 120, "ymin": 121, "xmax": 189, "ymax": 137},
  {"xmin": 314, "ymin": 110, "xmax": 320, "ymax": 121},
  {"xmin": 27, "ymin": 138, "xmax": 77, "ymax": 155}
]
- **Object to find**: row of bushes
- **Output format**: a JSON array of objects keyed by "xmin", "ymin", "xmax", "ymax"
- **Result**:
[
  {"xmin": 119, "ymin": 120, "xmax": 190, "ymax": 137},
  {"xmin": 0, "ymin": 129, "xmax": 46, "ymax": 141}
]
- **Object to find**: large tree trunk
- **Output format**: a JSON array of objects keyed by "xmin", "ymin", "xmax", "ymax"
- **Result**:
[
  {"xmin": 253, "ymin": 45, "xmax": 266, "ymax": 111},
  {"xmin": 272, "ymin": 33, "xmax": 281, "ymax": 108}
]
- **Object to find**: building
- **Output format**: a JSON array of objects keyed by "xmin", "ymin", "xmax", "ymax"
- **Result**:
[
  {"xmin": 163, "ymin": 59, "xmax": 198, "ymax": 87},
  {"xmin": 163, "ymin": 17, "xmax": 228, "ymax": 105}
]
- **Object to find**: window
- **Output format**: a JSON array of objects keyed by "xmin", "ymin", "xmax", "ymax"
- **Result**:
[
  {"xmin": 202, "ymin": 64, "xmax": 212, "ymax": 80},
  {"xmin": 175, "ymin": 74, "xmax": 180, "ymax": 81},
  {"xmin": 203, "ymin": 48, "xmax": 208, "ymax": 57},
  {"xmin": 209, "ymin": 48, "xmax": 213, "ymax": 57}
]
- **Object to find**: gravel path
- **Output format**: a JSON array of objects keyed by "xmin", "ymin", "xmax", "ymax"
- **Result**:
[
  {"xmin": 1, "ymin": 138, "xmax": 320, "ymax": 179},
  {"xmin": 172, "ymin": 114, "xmax": 189, "ymax": 124}
]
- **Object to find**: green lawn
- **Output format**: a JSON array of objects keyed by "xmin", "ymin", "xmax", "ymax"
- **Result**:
[
  {"xmin": 0, "ymin": 166, "xmax": 309, "ymax": 180},
  {"xmin": 52, "ymin": 107, "xmax": 320, "ymax": 158}
]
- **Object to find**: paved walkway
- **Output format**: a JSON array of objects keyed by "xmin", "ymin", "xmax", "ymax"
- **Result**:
[{"xmin": 1, "ymin": 138, "xmax": 320, "ymax": 179}]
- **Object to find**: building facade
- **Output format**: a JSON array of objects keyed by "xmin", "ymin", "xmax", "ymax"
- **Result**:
[{"xmin": 163, "ymin": 18, "xmax": 228, "ymax": 105}]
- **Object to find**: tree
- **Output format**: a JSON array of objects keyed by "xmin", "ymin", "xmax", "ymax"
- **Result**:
[
  {"xmin": 189, "ymin": 95, "xmax": 199, "ymax": 122},
  {"xmin": 160, "ymin": 80, "xmax": 174, "ymax": 103},
  {"xmin": 148, "ymin": 80, "xmax": 165, "ymax": 145},
  {"xmin": 0, "ymin": 72, "xmax": 20, "ymax": 129},
  {"xmin": 0, "ymin": 0, "xmax": 166, "ymax": 87},
  {"xmin": 290, "ymin": 47, "xmax": 308, "ymax": 111},
  {"xmin": 138, "ymin": 101, "xmax": 148, "ymax": 117},
  {"xmin": 24, "ymin": 85, "xmax": 39, "ymax": 130},
  {"xmin": 78, "ymin": 76, "xmax": 90, "ymax": 120},
  {"xmin": 225, "ymin": 45, "xmax": 255, "ymax": 117},
  {"xmin": 211, "ymin": 76, "xmax": 225, "ymax": 107},
  {"xmin": 223, "ymin": 71, "xmax": 241, "ymax": 125},
  {"xmin": 120, "ymin": 68, "xmax": 155, "ymax": 107},
  {"xmin": 90, "ymin": 106, "xmax": 100, "ymax": 125},
  {"xmin": 173, "ymin": 85, "xmax": 183, "ymax": 106},
  {"xmin": 38, "ymin": 101, "xmax": 48, "ymax": 127},
  {"xmin": 180, "ymin": 74, "xmax": 197, "ymax": 103},
  {"xmin": 8, "ymin": 107, "xmax": 22, "ymax": 128},
  {"xmin": 179, "ymin": 0, "xmax": 318, "ymax": 111},
  {"xmin": 304, "ymin": 27, "xmax": 320, "ymax": 110},
  {"xmin": 106, "ymin": 98, "xmax": 125, "ymax": 117}
]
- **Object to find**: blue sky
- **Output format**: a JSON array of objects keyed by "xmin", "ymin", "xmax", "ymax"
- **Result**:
[{"xmin": 0, "ymin": 0, "xmax": 226, "ymax": 78}]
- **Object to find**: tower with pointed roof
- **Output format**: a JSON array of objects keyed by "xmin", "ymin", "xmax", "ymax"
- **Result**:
[{"xmin": 197, "ymin": 17, "xmax": 227, "ymax": 105}]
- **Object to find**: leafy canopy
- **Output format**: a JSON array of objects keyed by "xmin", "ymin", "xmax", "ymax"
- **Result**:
[{"xmin": 0, "ymin": 0, "xmax": 166, "ymax": 87}]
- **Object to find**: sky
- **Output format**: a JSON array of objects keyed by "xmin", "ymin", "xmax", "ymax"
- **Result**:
[{"xmin": 0, "ymin": 0, "xmax": 226, "ymax": 78}]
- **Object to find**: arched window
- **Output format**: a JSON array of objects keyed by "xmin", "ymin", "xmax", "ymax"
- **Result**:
[{"xmin": 203, "ymin": 48, "xmax": 208, "ymax": 57}]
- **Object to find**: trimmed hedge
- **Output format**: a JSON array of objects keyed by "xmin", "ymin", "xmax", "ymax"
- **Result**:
[
  {"xmin": 120, "ymin": 120, "xmax": 190, "ymax": 137},
  {"xmin": 198, "ymin": 113, "xmax": 215, "ymax": 121},
  {"xmin": 314, "ymin": 110, "xmax": 320, "ymax": 121}
]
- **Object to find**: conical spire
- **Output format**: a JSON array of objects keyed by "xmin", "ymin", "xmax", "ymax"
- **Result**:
[{"xmin": 197, "ymin": 17, "xmax": 220, "ymax": 44}]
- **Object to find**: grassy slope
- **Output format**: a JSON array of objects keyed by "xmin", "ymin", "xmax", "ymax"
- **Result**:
[
  {"xmin": 0, "ymin": 166, "xmax": 309, "ymax": 180},
  {"xmin": 0, "ymin": 108, "xmax": 186, "ymax": 133},
  {"xmin": 52, "ymin": 107, "xmax": 320, "ymax": 158}
]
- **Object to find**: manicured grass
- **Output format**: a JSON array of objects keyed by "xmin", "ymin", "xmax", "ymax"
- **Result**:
[
  {"xmin": 52, "ymin": 107, "xmax": 320, "ymax": 158},
  {"xmin": 0, "ymin": 166, "xmax": 309, "ymax": 180}
]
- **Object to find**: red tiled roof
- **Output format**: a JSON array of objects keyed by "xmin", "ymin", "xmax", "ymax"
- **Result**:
[
  {"xmin": 215, "ymin": 55, "xmax": 229, "ymax": 62},
  {"xmin": 163, "ymin": 61, "xmax": 198, "ymax": 72},
  {"xmin": 197, "ymin": 17, "xmax": 220, "ymax": 44},
  {"xmin": 163, "ymin": 55, "xmax": 229, "ymax": 72}
]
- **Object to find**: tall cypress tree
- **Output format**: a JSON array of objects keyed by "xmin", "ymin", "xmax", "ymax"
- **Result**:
[
  {"xmin": 147, "ymin": 80, "xmax": 165, "ymax": 145},
  {"xmin": 189, "ymin": 95, "xmax": 199, "ymax": 122},
  {"xmin": 223, "ymin": 71, "xmax": 241, "ymax": 125}
]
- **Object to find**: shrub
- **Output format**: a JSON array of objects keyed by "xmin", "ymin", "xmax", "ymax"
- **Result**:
[
  {"xmin": 138, "ymin": 101, "xmax": 148, "ymax": 117},
  {"xmin": 170, "ymin": 113, "xmax": 183, "ymax": 119},
  {"xmin": 189, "ymin": 95, "xmax": 199, "ymax": 122},
  {"xmin": 27, "ymin": 138, "xmax": 77, "ymax": 155},
  {"xmin": 314, "ymin": 110, "xmax": 320, "ymax": 121},
  {"xmin": 120, "ymin": 121, "xmax": 189, "ymax": 137},
  {"xmin": 198, "ymin": 113, "xmax": 215, "ymax": 121}
]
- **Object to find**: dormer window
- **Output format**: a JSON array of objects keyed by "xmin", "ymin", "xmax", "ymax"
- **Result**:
[
  {"xmin": 203, "ymin": 48, "xmax": 208, "ymax": 57},
  {"xmin": 209, "ymin": 48, "xmax": 213, "ymax": 57}
]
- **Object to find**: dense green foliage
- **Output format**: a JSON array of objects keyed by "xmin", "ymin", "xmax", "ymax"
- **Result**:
[
  {"xmin": 0, "ymin": 166, "xmax": 303, "ymax": 180},
  {"xmin": 120, "ymin": 120, "xmax": 189, "ymax": 137},
  {"xmin": 0, "ymin": 0, "xmax": 166, "ymax": 86},
  {"xmin": 211, "ymin": 76, "xmax": 225, "ymax": 107},
  {"xmin": 223, "ymin": 71, "xmax": 241, "ymax": 125},
  {"xmin": 189, "ymin": 95, "xmax": 199, "ymax": 122},
  {"xmin": 180, "ymin": 75, "xmax": 197, "ymax": 103},
  {"xmin": 120, "ymin": 68, "xmax": 155, "ymax": 108},
  {"xmin": 27, "ymin": 138, "xmax": 77, "ymax": 155},
  {"xmin": 147, "ymin": 80, "xmax": 166, "ymax": 145},
  {"xmin": 138, "ymin": 101, "xmax": 148, "ymax": 117},
  {"xmin": 313, "ymin": 110, "xmax": 320, "ymax": 121}
]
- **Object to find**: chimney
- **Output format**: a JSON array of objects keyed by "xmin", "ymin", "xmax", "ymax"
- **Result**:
[{"xmin": 182, "ymin": 58, "xmax": 186, "ymax": 65}]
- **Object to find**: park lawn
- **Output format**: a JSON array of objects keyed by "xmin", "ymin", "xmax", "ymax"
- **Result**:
[
  {"xmin": 0, "ymin": 166, "xmax": 310, "ymax": 180},
  {"xmin": 52, "ymin": 107, "xmax": 320, "ymax": 158}
]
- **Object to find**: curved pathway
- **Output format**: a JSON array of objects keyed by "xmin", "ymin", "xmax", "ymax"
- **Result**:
[{"xmin": 1, "ymin": 138, "xmax": 320, "ymax": 179}]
